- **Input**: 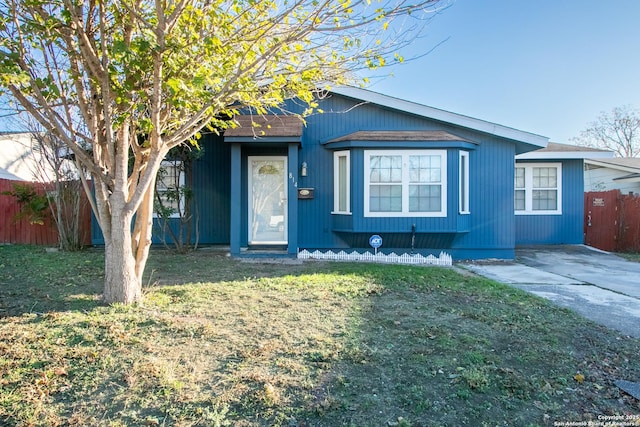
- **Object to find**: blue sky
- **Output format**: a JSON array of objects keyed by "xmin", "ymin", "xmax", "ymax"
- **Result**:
[
  {"xmin": 2, "ymin": 0, "xmax": 638, "ymax": 143},
  {"xmin": 366, "ymin": 0, "xmax": 640, "ymax": 143}
]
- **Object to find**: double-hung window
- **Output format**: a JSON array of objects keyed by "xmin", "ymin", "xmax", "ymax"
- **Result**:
[
  {"xmin": 364, "ymin": 150, "xmax": 447, "ymax": 217},
  {"xmin": 515, "ymin": 163, "xmax": 562, "ymax": 214},
  {"xmin": 459, "ymin": 151, "xmax": 470, "ymax": 214},
  {"xmin": 333, "ymin": 151, "xmax": 351, "ymax": 214},
  {"xmin": 154, "ymin": 160, "xmax": 185, "ymax": 218}
]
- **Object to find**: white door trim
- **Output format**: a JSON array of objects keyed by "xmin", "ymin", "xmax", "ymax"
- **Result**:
[{"xmin": 247, "ymin": 156, "xmax": 288, "ymax": 245}]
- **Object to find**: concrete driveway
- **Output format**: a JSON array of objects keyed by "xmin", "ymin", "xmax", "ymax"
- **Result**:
[{"xmin": 462, "ymin": 245, "xmax": 640, "ymax": 338}]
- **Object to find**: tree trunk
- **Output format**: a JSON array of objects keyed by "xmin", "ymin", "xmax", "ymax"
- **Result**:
[{"xmin": 103, "ymin": 209, "xmax": 143, "ymax": 304}]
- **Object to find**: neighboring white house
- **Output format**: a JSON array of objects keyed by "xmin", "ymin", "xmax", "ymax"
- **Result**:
[
  {"xmin": 584, "ymin": 157, "xmax": 640, "ymax": 195},
  {"xmin": 0, "ymin": 132, "xmax": 75, "ymax": 182},
  {"xmin": 0, "ymin": 132, "xmax": 46, "ymax": 181}
]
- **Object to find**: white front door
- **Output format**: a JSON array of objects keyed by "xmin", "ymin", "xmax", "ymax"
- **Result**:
[{"xmin": 248, "ymin": 156, "xmax": 288, "ymax": 245}]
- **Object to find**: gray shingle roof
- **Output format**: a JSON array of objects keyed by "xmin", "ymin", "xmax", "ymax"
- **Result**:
[
  {"xmin": 224, "ymin": 115, "xmax": 303, "ymax": 138},
  {"xmin": 327, "ymin": 130, "xmax": 473, "ymax": 143}
]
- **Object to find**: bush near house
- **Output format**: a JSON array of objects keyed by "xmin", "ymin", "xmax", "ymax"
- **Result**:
[{"xmin": 0, "ymin": 245, "xmax": 638, "ymax": 426}]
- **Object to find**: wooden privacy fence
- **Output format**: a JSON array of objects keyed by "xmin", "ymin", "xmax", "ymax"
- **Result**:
[
  {"xmin": 584, "ymin": 190, "xmax": 640, "ymax": 253},
  {"xmin": 0, "ymin": 178, "xmax": 92, "ymax": 246}
]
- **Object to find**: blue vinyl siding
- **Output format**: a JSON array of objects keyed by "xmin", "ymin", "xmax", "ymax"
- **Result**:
[
  {"xmin": 191, "ymin": 132, "xmax": 231, "ymax": 244},
  {"xmin": 515, "ymin": 160, "xmax": 584, "ymax": 245},
  {"xmin": 91, "ymin": 132, "xmax": 231, "ymax": 246},
  {"xmin": 152, "ymin": 132, "xmax": 231, "ymax": 245},
  {"xmin": 284, "ymin": 95, "xmax": 523, "ymax": 259},
  {"xmin": 449, "ymin": 136, "xmax": 517, "ymax": 253},
  {"xmin": 90, "ymin": 208, "xmax": 103, "ymax": 244},
  {"xmin": 91, "ymin": 91, "xmax": 578, "ymax": 261}
]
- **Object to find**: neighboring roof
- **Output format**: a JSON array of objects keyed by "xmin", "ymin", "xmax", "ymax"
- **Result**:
[
  {"xmin": 516, "ymin": 142, "xmax": 615, "ymax": 160},
  {"xmin": 0, "ymin": 166, "xmax": 22, "ymax": 181},
  {"xmin": 586, "ymin": 157, "xmax": 640, "ymax": 170},
  {"xmin": 224, "ymin": 115, "xmax": 303, "ymax": 139},
  {"xmin": 327, "ymin": 130, "xmax": 474, "ymax": 144},
  {"xmin": 0, "ymin": 131, "xmax": 31, "ymax": 136},
  {"xmin": 0, "ymin": 132, "xmax": 78, "ymax": 182},
  {"xmin": 329, "ymin": 86, "xmax": 549, "ymax": 149},
  {"xmin": 585, "ymin": 157, "xmax": 640, "ymax": 182}
]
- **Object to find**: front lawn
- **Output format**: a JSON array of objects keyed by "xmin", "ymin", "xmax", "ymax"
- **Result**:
[{"xmin": 1, "ymin": 245, "xmax": 638, "ymax": 426}]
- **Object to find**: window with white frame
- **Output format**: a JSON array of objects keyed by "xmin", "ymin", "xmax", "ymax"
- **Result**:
[
  {"xmin": 514, "ymin": 163, "xmax": 562, "ymax": 214},
  {"xmin": 154, "ymin": 160, "xmax": 185, "ymax": 218},
  {"xmin": 333, "ymin": 151, "xmax": 351, "ymax": 214},
  {"xmin": 364, "ymin": 150, "xmax": 447, "ymax": 217},
  {"xmin": 459, "ymin": 151, "xmax": 470, "ymax": 214}
]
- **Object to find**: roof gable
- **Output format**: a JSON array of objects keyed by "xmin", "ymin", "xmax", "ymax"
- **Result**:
[
  {"xmin": 329, "ymin": 86, "xmax": 549, "ymax": 148},
  {"xmin": 517, "ymin": 142, "xmax": 615, "ymax": 160},
  {"xmin": 585, "ymin": 157, "xmax": 640, "ymax": 172},
  {"xmin": 0, "ymin": 166, "xmax": 22, "ymax": 181}
]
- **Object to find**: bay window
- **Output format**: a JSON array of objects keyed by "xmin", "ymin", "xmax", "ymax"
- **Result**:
[
  {"xmin": 459, "ymin": 151, "xmax": 470, "ymax": 214},
  {"xmin": 333, "ymin": 151, "xmax": 351, "ymax": 214},
  {"xmin": 364, "ymin": 150, "xmax": 447, "ymax": 217}
]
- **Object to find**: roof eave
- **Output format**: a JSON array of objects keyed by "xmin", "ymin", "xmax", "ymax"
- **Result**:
[
  {"xmin": 224, "ymin": 136, "xmax": 301, "ymax": 144},
  {"xmin": 584, "ymin": 158, "xmax": 640, "ymax": 172},
  {"xmin": 0, "ymin": 167, "xmax": 23, "ymax": 181},
  {"xmin": 517, "ymin": 151, "xmax": 616, "ymax": 160},
  {"xmin": 329, "ymin": 86, "xmax": 549, "ymax": 149}
]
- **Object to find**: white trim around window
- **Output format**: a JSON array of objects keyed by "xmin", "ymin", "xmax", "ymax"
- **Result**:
[
  {"xmin": 333, "ymin": 150, "xmax": 351, "ymax": 214},
  {"xmin": 364, "ymin": 149, "xmax": 447, "ymax": 217},
  {"xmin": 515, "ymin": 162, "xmax": 562, "ymax": 215},
  {"xmin": 154, "ymin": 160, "xmax": 186, "ymax": 218},
  {"xmin": 459, "ymin": 151, "xmax": 470, "ymax": 214}
]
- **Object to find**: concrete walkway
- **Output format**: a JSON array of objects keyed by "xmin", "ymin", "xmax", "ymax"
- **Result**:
[{"xmin": 462, "ymin": 246, "xmax": 640, "ymax": 338}]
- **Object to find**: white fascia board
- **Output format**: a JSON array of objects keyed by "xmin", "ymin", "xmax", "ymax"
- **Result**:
[
  {"xmin": 329, "ymin": 86, "xmax": 549, "ymax": 148},
  {"xmin": 517, "ymin": 151, "xmax": 616, "ymax": 160}
]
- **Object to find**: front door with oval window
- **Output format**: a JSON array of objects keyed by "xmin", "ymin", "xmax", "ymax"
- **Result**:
[{"xmin": 248, "ymin": 156, "xmax": 287, "ymax": 245}]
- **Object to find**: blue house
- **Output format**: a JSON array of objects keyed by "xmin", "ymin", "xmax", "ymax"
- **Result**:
[
  {"xmin": 91, "ymin": 86, "xmax": 598, "ymax": 260},
  {"xmin": 515, "ymin": 141, "xmax": 612, "ymax": 246}
]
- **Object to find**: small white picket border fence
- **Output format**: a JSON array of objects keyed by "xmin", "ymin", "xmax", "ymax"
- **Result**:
[{"xmin": 297, "ymin": 249, "xmax": 452, "ymax": 266}]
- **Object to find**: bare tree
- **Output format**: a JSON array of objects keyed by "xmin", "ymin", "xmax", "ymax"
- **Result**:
[
  {"xmin": 572, "ymin": 105, "xmax": 640, "ymax": 157},
  {"xmin": 29, "ymin": 129, "xmax": 89, "ymax": 251}
]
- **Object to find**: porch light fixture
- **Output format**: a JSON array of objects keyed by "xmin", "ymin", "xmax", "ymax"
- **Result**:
[{"xmin": 301, "ymin": 161, "xmax": 308, "ymax": 177}]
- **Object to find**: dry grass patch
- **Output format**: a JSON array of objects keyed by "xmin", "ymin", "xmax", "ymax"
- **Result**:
[{"xmin": 1, "ymin": 246, "xmax": 639, "ymax": 426}]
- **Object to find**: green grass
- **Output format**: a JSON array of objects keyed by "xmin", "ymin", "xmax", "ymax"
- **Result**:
[
  {"xmin": 1, "ymin": 245, "xmax": 639, "ymax": 426},
  {"xmin": 620, "ymin": 252, "xmax": 640, "ymax": 263}
]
